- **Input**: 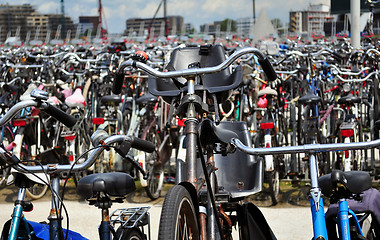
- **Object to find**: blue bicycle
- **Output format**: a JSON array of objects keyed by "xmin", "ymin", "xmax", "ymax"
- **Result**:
[{"xmin": 232, "ymin": 138, "xmax": 380, "ymax": 240}]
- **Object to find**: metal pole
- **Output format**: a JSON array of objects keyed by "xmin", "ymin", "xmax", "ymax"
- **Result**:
[
  {"xmin": 253, "ymin": 0, "xmax": 256, "ymax": 24},
  {"xmin": 164, "ymin": 0, "xmax": 168, "ymax": 37},
  {"xmin": 350, "ymin": 0, "xmax": 360, "ymax": 49},
  {"xmin": 61, "ymin": 0, "xmax": 65, "ymax": 40}
]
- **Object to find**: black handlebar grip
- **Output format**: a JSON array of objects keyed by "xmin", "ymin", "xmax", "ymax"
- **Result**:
[
  {"xmin": 44, "ymin": 103, "xmax": 77, "ymax": 128},
  {"xmin": 258, "ymin": 58, "xmax": 277, "ymax": 81},
  {"xmin": 130, "ymin": 137, "xmax": 156, "ymax": 153},
  {"xmin": 112, "ymin": 72, "xmax": 124, "ymax": 94}
]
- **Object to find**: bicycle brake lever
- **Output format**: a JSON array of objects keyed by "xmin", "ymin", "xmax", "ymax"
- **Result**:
[{"xmin": 124, "ymin": 154, "xmax": 147, "ymax": 179}]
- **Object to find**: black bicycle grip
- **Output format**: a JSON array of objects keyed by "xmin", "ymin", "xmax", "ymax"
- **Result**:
[
  {"xmin": 43, "ymin": 103, "xmax": 77, "ymax": 128},
  {"xmin": 112, "ymin": 72, "xmax": 124, "ymax": 94},
  {"xmin": 130, "ymin": 137, "xmax": 156, "ymax": 153},
  {"xmin": 258, "ymin": 57, "xmax": 277, "ymax": 81}
]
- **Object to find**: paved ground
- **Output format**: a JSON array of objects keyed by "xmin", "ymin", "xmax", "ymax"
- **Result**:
[
  {"xmin": 0, "ymin": 200, "xmax": 313, "ymax": 240},
  {"xmin": 0, "ymin": 183, "xmax": 315, "ymax": 239}
]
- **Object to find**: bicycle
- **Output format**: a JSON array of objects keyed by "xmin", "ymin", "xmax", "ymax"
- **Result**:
[
  {"xmin": 0, "ymin": 89, "xmax": 154, "ymax": 240},
  {"xmin": 232, "ymin": 137, "xmax": 380, "ymax": 240},
  {"xmin": 113, "ymin": 45, "xmax": 278, "ymax": 239}
]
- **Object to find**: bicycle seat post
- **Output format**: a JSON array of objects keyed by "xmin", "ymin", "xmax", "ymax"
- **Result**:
[{"xmin": 185, "ymin": 75, "xmax": 199, "ymax": 186}]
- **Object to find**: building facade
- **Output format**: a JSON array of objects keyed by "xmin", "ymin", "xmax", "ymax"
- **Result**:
[
  {"xmin": 0, "ymin": 4, "xmax": 35, "ymax": 42},
  {"xmin": 79, "ymin": 16, "xmax": 99, "ymax": 34},
  {"xmin": 236, "ymin": 17, "xmax": 254, "ymax": 37},
  {"xmin": 289, "ymin": 4, "xmax": 332, "ymax": 34},
  {"xmin": 0, "ymin": 4, "xmax": 76, "ymax": 43},
  {"xmin": 125, "ymin": 16, "xmax": 183, "ymax": 37}
]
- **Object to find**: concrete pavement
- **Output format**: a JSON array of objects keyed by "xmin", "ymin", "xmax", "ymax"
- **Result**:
[{"xmin": 0, "ymin": 185, "xmax": 313, "ymax": 239}]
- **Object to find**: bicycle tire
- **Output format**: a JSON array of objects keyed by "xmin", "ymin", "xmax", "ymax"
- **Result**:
[
  {"xmin": 142, "ymin": 122, "xmax": 164, "ymax": 200},
  {"xmin": 158, "ymin": 185, "xmax": 199, "ymax": 240},
  {"xmin": 16, "ymin": 131, "xmax": 48, "ymax": 200},
  {"xmin": 267, "ymin": 170, "xmax": 280, "ymax": 205},
  {"xmin": 0, "ymin": 125, "xmax": 14, "ymax": 187},
  {"xmin": 144, "ymin": 159, "xmax": 164, "ymax": 200},
  {"xmin": 115, "ymin": 227, "xmax": 145, "ymax": 240},
  {"xmin": 26, "ymin": 183, "xmax": 48, "ymax": 200}
]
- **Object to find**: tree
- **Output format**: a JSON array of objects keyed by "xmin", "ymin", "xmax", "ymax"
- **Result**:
[
  {"xmin": 271, "ymin": 18, "xmax": 283, "ymax": 29},
  {"xmin": 220, "ymin": 18, "xmax": 237, "ymax": 32}
]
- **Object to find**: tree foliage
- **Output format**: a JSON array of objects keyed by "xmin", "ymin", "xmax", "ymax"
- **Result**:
[{"xmin": 220, "ymin": 18, "xmax": 237, "ymax": 32}]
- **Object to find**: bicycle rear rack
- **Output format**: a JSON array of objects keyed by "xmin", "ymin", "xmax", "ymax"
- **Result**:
[{"xmin": 110, "ymin": 206, "xmax": 151, "ymax": 239}]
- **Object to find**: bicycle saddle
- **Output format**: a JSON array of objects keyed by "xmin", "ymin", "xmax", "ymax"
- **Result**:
[
  {"xmin": 338, "ymin": 93, "xmax": 361, "ymax": 105},
  {"xmin": 199, "ymin": 119, "xmax": 239, "ymax": 145},
  {"xmin": 77, "ymin": 172, "xmax": 136, "ymax": 200},
  {"xmin": 136, "ymin": 92, "xmax": 158, "ymax": 105},
  {"xmin": 65, "ymin": 88, "xmax": 86, "ymax": 108},
  {"xmin": 100, "ymin": 95, "xmax": 122, "ymax": 105},
  {"xmin": 257, "ymin": 87, "xmax": 278, "ymax": 97},
  {"xmin": 298, "ymin": 92, "xmax": 321, "ymax": 104},
  {"xmin": 318, "ymin": 170, "xmax": 372, "ymax": 197}
]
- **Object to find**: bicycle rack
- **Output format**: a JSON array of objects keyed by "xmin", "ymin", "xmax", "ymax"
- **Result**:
[{"xmin": 110, "ymin": 206, "xmax": 151, "ymax": 240}]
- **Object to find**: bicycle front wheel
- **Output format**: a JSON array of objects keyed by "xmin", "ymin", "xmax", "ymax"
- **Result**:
[{"xmin": 158, "ymin": 185, "xmax": 199, "ymax": 240}]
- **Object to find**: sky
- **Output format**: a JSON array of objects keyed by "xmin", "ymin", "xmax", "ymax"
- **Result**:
[{"xmin": 6, "ymin": 0, "xmax": 330, "ymax": 33}]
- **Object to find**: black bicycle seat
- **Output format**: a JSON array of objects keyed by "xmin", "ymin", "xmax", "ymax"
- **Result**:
[
  {"xmin": 100, "ymin": 95, "xmax": 122, "ymax": 105},
  {"xmin": 338, "ymin": 94, "xmax": 361, "ymax": 105},
  {"xmin": 318, "ymin": 170, "xmax": 372, "ymax": 197},
  {"xmin": 298, "ymin": 92, "xmax": 321, "ymax": 104},
  {"xmin": 199, "ymin": 119, "xmax": 239, "ymax": 145},
  {"xmin": 136, "ymin": 93, "xmax": 158, "ymax": 105},
  {"xmin": 77, "ymin": 172, "xmax": 136, "ymax": 199}
]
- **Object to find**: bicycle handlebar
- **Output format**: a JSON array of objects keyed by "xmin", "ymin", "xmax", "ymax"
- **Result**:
[
  {"xmin": 231, "ymin": 138, "xmax": 380, "ymax": 155},
  {"xmin": 59, "ymin": 52, "xmax": 109, "ymax": 63},
  {"xmin": 0, "ymin": 99, "xmax": 77, "ymax": 128},
  {"xmin": 113, "ymin": 47, "xmax": 277, "ymax": 94},
  {"xmin": 1, "ymin": 134, "xmax": 153, "ymax": 176},
  {"xmin": 334, "ymin": 71, "xmax": 378, "ymax": 82},
  {"xmin": 285, "ymin": 48, "xmax": 342, "ymax": 59},
  {"xmin": 330, "ymin": 65, "xmax": 371, "ymax": 76},
  {"xmin": 26, "ymin": 51, "xmax": 66, "ymax": 59}
]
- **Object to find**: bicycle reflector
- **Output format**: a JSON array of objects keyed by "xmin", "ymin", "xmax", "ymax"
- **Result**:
[
  {"xmin": 92, "ymin": 118, "xmax": 105, "ymax": 125},
  {"xmin": 13, "ymin": 119, "xmax": 27, "ymax": 127},
  {"xmin": 340, "ymin": 129, "xmax": 354, "ymax": 137},
  {"xmin": 260, "ymin": 122, "xmax": 274, "ymax": 129},
  {"xmin": 64, "ymin": 135, "xmax": 76, "ymax": 141}
]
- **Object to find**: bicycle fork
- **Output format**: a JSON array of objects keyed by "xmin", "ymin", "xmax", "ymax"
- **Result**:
[
  {"xmin": 309, "ymin": 152, "xmax": 328, "ymax": 240},
  {"xmin": 8, "ymin": 188, "xmax": 27, "ymax": 240}
]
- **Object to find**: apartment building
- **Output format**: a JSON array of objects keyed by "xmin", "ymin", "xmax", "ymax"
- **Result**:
[
  {"xmin": 125, "ymin": 16, "xmax": 183, "ymax": 37},
  {"xmin": 0, "ymin": 4, "xmax": 35, "ymax": 42},
  {"xmin": 289, "ymin": 4, "xmax": 332, "ymax": 34}
]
